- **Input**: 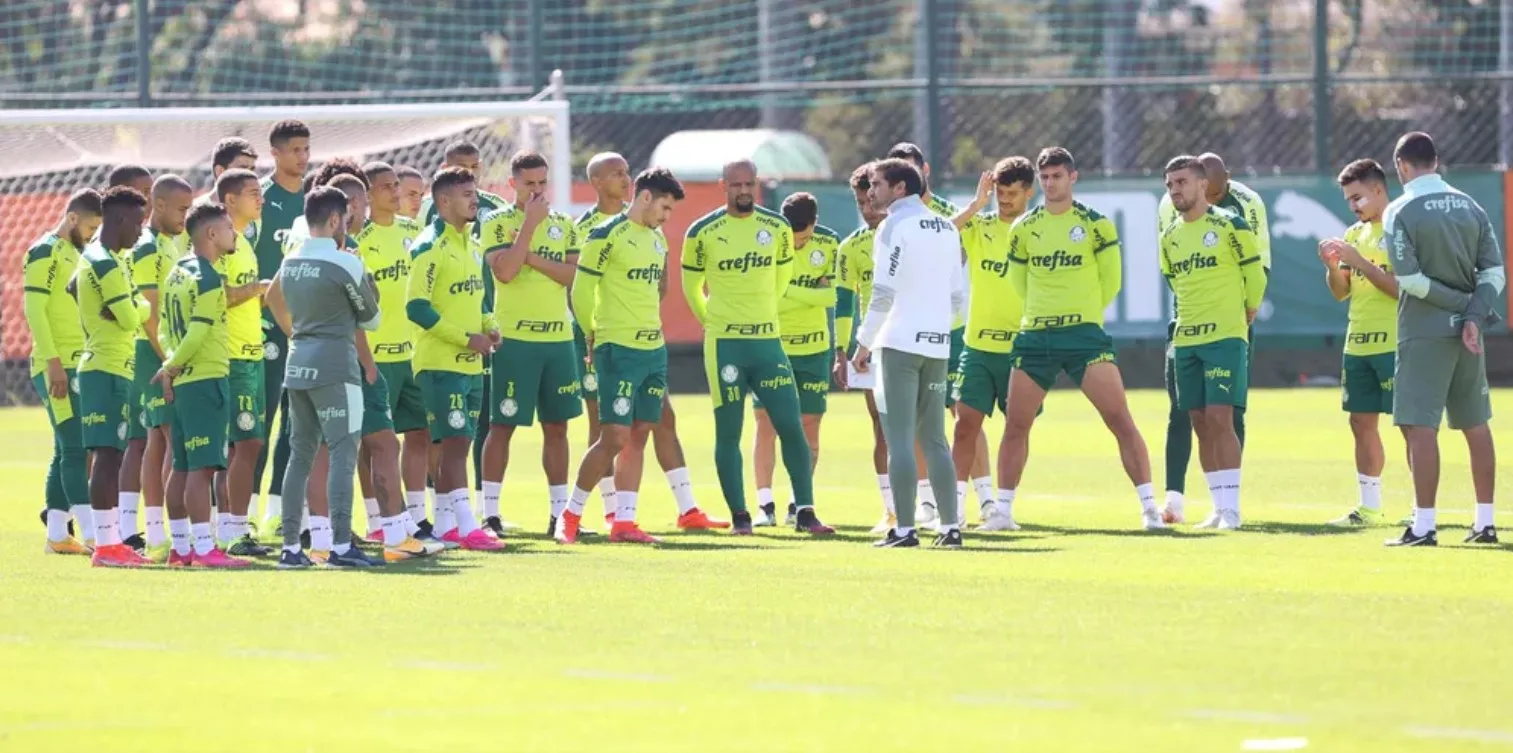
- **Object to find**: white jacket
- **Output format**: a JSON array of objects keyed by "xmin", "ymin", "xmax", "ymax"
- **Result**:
[{"xmin": 855, "ymin": 195, "xmax": 965, "ymax": 359}]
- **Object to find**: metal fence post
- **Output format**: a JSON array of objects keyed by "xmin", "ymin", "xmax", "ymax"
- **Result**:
[
  {"xmin": 914, "ymin": 0, "xmax": 942, "ymax": 162},
  {"xmin": 134, "ymin": 0, "xmax": 151, "ymax": 106},
  {"xmin": 1312, "ymin": 0, "xmax": 1331, "ymax": 171},
  {"xmin": 1501, "ymin": 0, "xmax": 1513, "ymax": 166},
  {"xmin": 529, "ymin": 0, "xmax": 545, "ymax": 92}
]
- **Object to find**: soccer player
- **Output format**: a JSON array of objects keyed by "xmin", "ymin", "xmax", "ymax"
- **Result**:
[
  {"xmin": 854, "ymin": 159, "xmax": 966, "ymax": 548},
  {"xmin": 74, "ymin": 186, "xmax": 151, "ymax": 566},
  {"xmin": 406, "ymin": 167, "xmax": 505, "ymax": 551},
  {"xmin": 155, "ymin": 202, "xmax": 251, "ymax": 568},
  {"xmin": 251, "ymin": 121, "xmax": 309, "ymax": 531},
  {"xmin": 212, "ymin": 168, "xmax": 273, "ymax": 554},
  {"xmin": 832, "ymin": 164, "xmax": 895, "ymax": 533},
  {"xmin": 682, "ymin": 159, "xmax": 834, "ymax": 537},
  {"xmin": 1002, "ymin": 147, "xmax": 1162, "ymax": 529},
  {"xmin": 949, "ymin": 157, "xmax": 1033, "ymax": 531},
  {"xmin": 107, "ymin": 165, "xmax": 153, "ymax": 201},
  {"xmin": 196, "ymin": 138, "xmax": 259, "ymax": 208},
  {"xmin": 1156, "ymin": 152, "xmax": 1268, "ymax": 521},
  {"xmin": 1159, "ymin": 156, "xmax": 1267, "ymax": 530},
  {"xmin": 126, "ymin": 175, "xmax": 193, "ymax": 561},
  {"xmin": 25, "ymin": 190, "xmax": 101, "ymax": 554},
  {"xmin": 1319, "ymin": 159, "xmax": 1400, "ymax": 527},
  {"xmin": 752, "ymin": 192, "xmax": 836, "ymax": 527},
  {"xmin": 104, "ymin": 164, "xmax": 154, "ymax": 548},
  {"xmin": 396, "ymin": 165, "xmax": 427, "ymax": 219},
  {"xmin": 557, "ymin": 168, "xmax": 685, "ymax": 544},
  {"xmin": 575, "ymin": 152, "xmax": 721, "ymax": 532}
]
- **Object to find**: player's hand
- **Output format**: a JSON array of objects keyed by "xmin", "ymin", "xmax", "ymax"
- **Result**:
[
  {"xmin": 487, "ymin": 329, "xmax": 502, "ymax": 347},
  {"xmin": 582, "ymin": 335, "xmax": 595, "ymax": 365},
  {"xmin": 363, "ymin": 360, "xmax": 378, "ymax": 384},
  {"xmin": 45, "ymin": 359, "xmax": 69, "ymax": 399},
  {"xmin": 1462, "ymin": 319, "xmax": 1483, "ymax": 355},
  {"xmin": 258, "ymin": 279, "xmax": 273, "ymax": 297},
  {"xmin": 523, "ymin": 191, "xmax": 549, "ymax": 225},
  {"xmin": 831, "ymin": 349, "xmax": 849, "ymax": 390},
  {"xmin": 817, "ymin": 277, "xmax": 831, "ymax": 288},
  {"xmin": 1317, "ymin": 239, "xmax": 1341, "ymax": 266},
  {"xmin": 851, "ymin": 346, "xmax": 871, "ymax": 374},
  {"xmin": 467, "ymin": 333, "xmax": 495, "ymax": 355},
  {"xmin": 151, "ymin": 367, "xmax": 178, "ymax": 403},
  {"xmin": 1245, "ymin": 307, "xmax": 1258, "ymax": 325},
  {"xmin": 972, "ymin": 170, "xmax": 993, "ymax": 210}
]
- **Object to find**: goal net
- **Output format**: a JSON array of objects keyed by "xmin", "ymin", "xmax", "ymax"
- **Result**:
[{"xmin": 0, "ymin": 100, "xmax": 571, "ymax": 405}]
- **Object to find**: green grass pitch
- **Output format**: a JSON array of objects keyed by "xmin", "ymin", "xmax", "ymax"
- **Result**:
[{"xmin": 0, "ymin": 388, "xmax": 1509, "ymax": 752}]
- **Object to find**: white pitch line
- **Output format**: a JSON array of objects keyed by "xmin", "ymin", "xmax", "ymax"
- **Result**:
[{"xmin": 1403, "ymin": 726, "xmax": 1513, "ymax": 744}]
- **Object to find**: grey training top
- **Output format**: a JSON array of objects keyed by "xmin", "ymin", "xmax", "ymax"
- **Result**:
[
  {"xmin": 279, "ymin": 236, "xmax": 381, "ymax": 390},
  {"xmin": 1383, "ymin": 173, "xmax": 1507, "ymax": 341}
]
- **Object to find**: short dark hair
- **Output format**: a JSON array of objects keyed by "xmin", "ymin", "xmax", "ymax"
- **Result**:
[
  {"xmin": 849, "ymin": 163, "xmax": 874, "ymax": 192},
  {"xmin": 871, "ymin": 158, "xmax": 924, "ymax": 197},
  {"xmin": 510, "ymin": 149, "xmax": 548, "ymax": 175},
  {"xmin": 886, "ymin": 142, "xmax": 927, "ymax": 169},
  {"xmin": 1163, "ymin": 154, "xmax": 1206, "ymax": 179},
  {"xmin": 444, "ymin": 140, "xmax": 481, "ymax": 163},
  {"xmin": 107, "ymin": 164, "xmax": 151, "ymax": 188},
  {"xmin": 1394, "ymin": 132, "xmax": 1437, "ymax": 169},
  {"xmin": 185, "ymin": 202, "xmax": 229, "ymax": 238},
  {"xmin": 327, "ymin": 173, "xmax": 367, "ymax": 196},
  {"xmin": 215, "ymin": 168, "xmax": 258, "ymax": 204},
  {"xmin": 430, "ymin": 166, "xmax": 476, "ymax": 201},
  {"xmin": 633, "ymin": 167, "xmax": 685, "ymax": 201},
  {"xmin": 781, "ymin": 192, "xmax": 819, "ymax": 232},
  {"xmin": 993, "ymin": 156, "xmax": 1036, "ymax": 188},
  {"xmin": 1337, "ymin": 158, "xmax": 1388, "ymax": 187},
  {"xmin": 102, "ymin": 185, "xmax": 149, "ymax": 214},
  {"xmin": 395, "ymin": 165, "xmax": 425, "ymax": 182},
  {"xmin": 212, "ymin": 137, "xmax": 257, "ymax": 170},
  {"xmin": 269, "ymin": 119, "xmax": 310, "ymax": 148},
  {"xmin": 66, "ymin": 188, "xmax": 103, "ymax": 216},
  {"xmin": 304, "ymin": 186, "xmax": 350, "ymax": 229},
  {"xmin": 362, "ymin": 160, "xmax": 396, "ymax": 185},
  {"xmin": 304, "ymin": 158, "xmax": 367, "ymax": 194},
  {"xmin": 1037, "ymin": 147, "xmax": 1076, "ymax": 172}
]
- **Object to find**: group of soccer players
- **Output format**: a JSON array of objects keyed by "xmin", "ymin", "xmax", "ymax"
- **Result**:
[{"xmin": 23, "ymin": 117, "xmax": 1498, "ymax": 564}]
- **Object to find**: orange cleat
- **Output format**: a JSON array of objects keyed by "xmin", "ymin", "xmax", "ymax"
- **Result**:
[
  {"xmin": 676, "ymin": 508, "xmax": 730, "ymax": 530},
  {"xmin": 559, "ymin": 510, "xmax": 584, "ymax": 544},
  {"xmin": 191, "ymin": 548, "xmax": 253, "ymax": 569},
  {"xmin": 91, "ymin": 543, "xmax": 149, "ymax": 568},
  {"xmin": 44, "ymin": 537, "xmax": 93, "ymax": 556},
  {"xmin": 609, "ymin": 522, "xmax": 661, "ymax": 545},
  {"xmin": 167, "ymin": 550, "xmax": 194, "ymax": 568}
]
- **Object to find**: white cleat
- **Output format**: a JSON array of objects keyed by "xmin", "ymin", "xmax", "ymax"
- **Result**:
[
  {"xmin": 1160, "ymin": 504, "xmax": 1185, "ymax": 525},
  {"xmin": 498, "ymin": 518, "xmax": 523, "ymax": 531},
  {"xmin": 1141, "ymin": 509, "xmax": 1168, "ymax": 530},
  {"xmin": 869, "ymin": 513, "xmax": 897, "ymax": 535},
  {"xmin": 1217, "ymin": 509, "xmax": 1243, "ymax": 530},
  {"xmin": 1193, "ymin": 512, "xmax": 1222, "ymax": 529},
  {"xmin": 752, "ymin": 510, "xmax": 779, "ymax": 527},
  {"xmin": 978, "ymin": 513, "xmax": 1020, "ymax": 532},
  {"xmin": 916, "ymin": 501, "xmax": 939, "ymax": 527}
]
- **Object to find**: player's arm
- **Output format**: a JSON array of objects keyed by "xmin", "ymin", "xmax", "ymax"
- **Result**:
[
  {"xmin": 224, "ymin": 279, "xmax": 264, "ymax": 308},
  {"xmin": 166, "ymin": 281, "xmax": 223, "ymax": 369},
  {"xmin": 405, "ymin": 247, "xmax": 471, "ymax": 346},
  {"xmin": 949, "ymin": 234, "xmax": 966, "ymax": 322},
  {"xmin": 264, "ymin": 274, "xmax": 293, "ymax": 337},
  {"xmin": 97, "ymin": 257, "xmax": 141, "ymax": 332},
  {"xmin": 22, "ymin": 243, "xmax": 60, "ymax": 367},
  {"xmin": 1094, "ymin": 217, "xmax": 1122, "ymax": 307},
  {"xmin": 1007, "ymin": 222, "xmax": 1029, "ymax": 300},
  {"xmin": 346, "ymin": 267, "xmax": 382, "ymax": 332},
  {"xmin": 523, "ymin": 222, "xmax": 580, "ymax": 287},
  {"xmin": 133, "ymin": 243, "xmax": 168, "ymax": 358},
  {"xmin": 1243, "ymin": 192, "xmax": 1272, "ymax": 267},
  {"xmin": 832, "ymin": 242, "xmax": 856, "ymax": 351},
  {"xmin": 680, "ymin": 226, "xmax": 710, "ymax": 325},
  {"xmin": 1464, "ymin": 211, "xmax": 1507, "ymax": 327},
  {"xmin": 484, "ymin": 211, "xmax": 532, "ymax": 284},
  {"xmin": 774, "ymin": 225, "xmax": 795, "ymax": 300},
  {"xmin": 1389, "ymin": 221, "xmax": 1472, "ymax": 314},
  {"xmin": 570, "ymin": 235, "xmax": 607, "ymax": 337},
  {"xmin": 1234, "ymin": 223, "xmax": 1267, "ymax": 313},
  {"xmin": 1322, "ymin": 238, "xmax": 1352, "ymax": 301}
]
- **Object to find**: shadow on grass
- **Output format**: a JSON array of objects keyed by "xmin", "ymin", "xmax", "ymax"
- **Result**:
[
  {"xmin": 1238, "ymin": 521, "xmax": 1369, "ymax": 537},
  {"xmin": 947, "ymin": 545, "xmax": 1062, "ymax": 555},
  {"xmin": 653, "ymin": 539, "xmax": 793, "ymax": 552},
  {"xmin": 1019, "ymin": 523, "xmax": 1220, "ymax": 539}
]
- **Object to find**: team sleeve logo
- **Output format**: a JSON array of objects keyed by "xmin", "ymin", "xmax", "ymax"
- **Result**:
[
  {"xmin": 809, "ymin": 249, "xmax": 826, "ymax": 267},
  {"xmin": 1068, "ymin": 226, "xmax": 1086, "ymax": 243},
  {"xmin": 756, "ymin": 229, "xmax": 773, "ymax": 246},
  {"xmin": 1202, "ymin": 230, "xmax": 1218, "ymax": 248},
  {"xmin": 547, "ymin": 225, "xmax": 564, "ymax": 241}
]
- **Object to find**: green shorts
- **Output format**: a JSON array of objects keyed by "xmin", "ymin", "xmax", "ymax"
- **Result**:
[
  {"xmin": 945, "ymin": 326, "xmax": 966, "ymax": 407},
  {"xmin": 377, "ymin": 360, "xmax": 427, "ymax": 434},
  {"xmin": 361, "ymin": 370, "xmax": 395, "ymax": 436},
  {"xmin": 1173, "ymin": 338, "xmax": 1249, "ymax": 411},
  {"xmin": 593, "ymin": 344, "xmax": 667, "ymax": 426},
  {"xmin": 170, "ymin": 378, "xmax": 230, "ymax": 472},
  {"xmin": 228, "ymin": 359, "xmax": 266, "ymax": 442},
  {"xmin": 78, "ymin": 370, "xmax": 131, "ymax": 451},
  {"xmin": 32, "ymin": 367, "xmax": 81, "ymax": 430},
  {"xmin": 1393, "ymin": 336, "xmax": 1491, "ymax": 430},
  {"xmin": 955, "ymin": 345, "xmax": 1014, "ymax": 416},
  {"xmin": 1342, "ymin": 352, "xmax": 1395, "ymax": 415},
  {"xmin": 417, "ymin": 370, "xmax": 485, "ymax": 440},
  {"xmin": 705, "ymin": 337, "xmax": 800, "ymax": 413},
  {"xmin": 574, "ymin": 322, "xmax": 600, "ymax": 401},
  {"xmin": 128, "ymin": 340, "xmax": 168, "ymax": 440},
  {"xmin": 490, "ymin": 339, "xmax": 583, "ymax": 426},
  {"xmin": 1009, "ymin": 323, "xmax": 1117, "ymax": 391},
  {"xmin": 754, "ymin": 351, "xmax": 829, "ymax": 415}
]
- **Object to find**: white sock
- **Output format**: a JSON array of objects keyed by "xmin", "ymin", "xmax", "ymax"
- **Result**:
[
  {"xmin": 1165, "ymin": 490, "xmax": 1185, "ymax": 511},
  {"xmin": 1357, "ymin": 474, "xmax": 1382, "ymax": 511},
  {"xmin": 482, "ymin": 481, "xmax": 502, "ymax": 520},
  {"xmin": 549, "ymin": 484, "xmax": 569, "ymax": 519},
  {"xmin": 382, "ymin": 516, "xmax": 406, "ymax": 547},
  {"xmin": 169, "ymin": 518, "xmax": 191, "ymax": 556},
  {"xmin": 955, "ymin": 480, "xmax": 968, "ymax": 513},
  {"xmin": 567, "ymin": 486, "xmax": 590, "ymax": 516},
  {"xmin": 667, "ymin": 467, "xmax": 697, "ymax": 515},
  {"xmin": 997, "ymin": 488, "xmax": 1015, "ymax": 518},
  {"xmin": 94, "ymin": 508, "xmax": 121, "ymax": 547},
  {"xmin": 896, "ymin": 525, "xmax": 915, "ymax": 537},
  {"xmin": 141, "ymin": 507, "xmax": 164, "ymax": 546},
  {"xmin": 616, "ymin": 490, "xmax": 639, "ymax": 524},
  {"xmin": 263, "ymin": 494, "xmax": 280, "ymax": 523},
  {"xmin": 598, "ymin": 477, "xmax": 617, "ymax": 520},
  {"xmin": 191, "ymin": 522, "xmax": 215, "ymax": 556},
  {"xmin": 1214, "ymin": 469, "xmax": 1241, "ymax": 513},
  {"xmin": 300, "ymin": 507, "xmax": 310, "ymax": 533},
  {"xmin": 1475, "ymin": 502, "xmax": 1495, "ymax": 532},
  {"xmin": 405, "ymin": 490, "xmax": 427, "ymax": 524},
  {"xmin": 877, "ymin": 475, "xmax": 894, "ymax": 515},
  {"xmin": 1204, "ymin": 472, "xmax": 1221, "ymax": 511},
  {"xmin": 918, "ymin": 479, "xmax": 936, "ymax": 507},
  {"xmin": 452, "ymin": 489, "xmax": 478, "ymax": 535},
  {"xmin": 434, "ymin": 491, "xmax": 457, "ymax": 534},
  {"xmin": 757, "ymin": 487, "xmax": 775, "ymax": 509},
  {"xmin": 427, "ymin": 486, "xmax": 439, "ymax": 517},
  {"xmin": 363, "ymin": 498, "xmax": 380, "ymax": 529},
  {"xmin": 118, "ymin": 492, "xmax": 140, "ymax": 537},
  {"xmin": 228, "ymin": 514, "xmax": 246, "ymax": 541},
  {"xmin": 1136, "ymin": 482, "xmax": 1156, "ymax": 513},
  {"xmin": 310, "ymin": 516, "xmax": 333, "ymax": 551},
  {"xmin": 972, "ymin": 476, "xmax": 994, "ymax": 508},
  {"xmin": 71, "ymin": 505, "xmax": 94, "ymax": 542},
  {"xmin": 248, "ymin": 494, "xmax": 260, "ymax": 522},
  {"xmin": 216, "ymin": 512, "xmax": 233, "ymax": 544},
  {"xmin": 46, "ymin": 509, "xmax": 70, "ymax": 541},
  {"xmin": 1412, "ymin": 506, "xmax": 1436, "ymax": 537},
  {"xmin": 334, "ymin": 540, "xmax": 353, "ymax": 556}
]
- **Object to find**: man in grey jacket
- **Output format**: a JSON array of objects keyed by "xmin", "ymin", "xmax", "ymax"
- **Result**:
[
  {"xmin": 1327, "ymin": 132, "xmax": 1502, "ymax": 547},
  {"xmin": 275, "ymin": 186, "xmax": 384, "ymax": 567}
]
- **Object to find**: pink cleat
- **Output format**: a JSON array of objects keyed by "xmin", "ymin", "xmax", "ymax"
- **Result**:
[
  {"xmin": 458, "ymin": 529, "xmax": 506, "ymax": 551},
  {"xmin": 191, "ymin": 548, "xmax": 253, "ymax": 569}
]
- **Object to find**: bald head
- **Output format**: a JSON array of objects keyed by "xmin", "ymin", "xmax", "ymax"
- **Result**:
[
  {"xmin": 722, "ymin": 159, "xmax": 757, "ymax": 182},
  {"xmin": 586, "ymin": 152, "xmax": 632, "ymax": 205},
  {"xmin": 152, "ymin": 173, "xmax": 193, "ymax": 199},
  {"xmin": 586, "ymin": 152, "xmax": 627, "ymax": 180},
  {"xmin": 150, "ymin": 174, "xmax": 194, "ymax": 235},
  {"xmin": 721, "ymin": 159, "xmax": 758, "ymax": 214},
  {"xmin": 1197, "ymin": 153, "xmax": 1230, "ymax": 203}
]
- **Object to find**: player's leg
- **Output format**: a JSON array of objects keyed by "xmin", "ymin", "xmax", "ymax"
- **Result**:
[
  {"xmin": 607, "ymin": 346, "xmax": 668, "ymax": 543},
  {"xmin": 383, "ymin": 361, "xmax": 430, "ymax": 535},
  {"xmin": 863, "ymin": 387, "xmax": 894, "ymax": 532},
  {"xmin": 536, "ymin": 339, "xmax": 585, "ymax": 536},
  {"xmin": 1162, "ymin": 325, "xmax": 1193, "ymax": 522},
  {"xmin": 176, "ymin": 378, "xmax": 244, "ymax": 567},
  {"xmin": 357, "ymin": 444, "xmax": 377, "ymax": 537},
  {"xmin": 707, "ymin": 339, "xmax": 755, "ymax": 529},
  {"xmin": 561, "ymin": 344, "xmax": 641, "ymax": 543},
  {"xmin": 954, "ymin": 346, "xmax": 1013, "ymax": 529},
  {"xmin": 968, "ymin": 425, "xmax": 993, "ymax": 522},
  {"xmin": 1192, "ymin": 398, "xmax": 1241, "ymax": 530},
  {"xmin": 576, "ymin": 325, "xmax": 619, "ymax": 523},
  {"xmin": 609, "ymin": 419, "xmax": 659, "ymax": 544},
  {"xmin": 911, "ymin": 441, "xmax": 938, "ymax": 528},
  {"xmin": 479, "ymin": 354, "xmax": 520, "ymax": 536},
  {"xmin": 1446, "ymin": 346, "xmax": 1497, "ymax": 543},
  {"xmin": 141, "ymin": 425, "xmax": 171, "ymax": 560},
  {"xmin": 1075, "ymin": 350, "xmax": 1160, "ymax": 527},
  {"xmin": 876, "ymin": 347, "xmax": 923, "ymax": 545},
  {"xmin": 997, "ymin": 361, "xmax": 1051, "ymax": 519},
  {"xmin": 751, "ymin": 342, "xmax": 828, "ymax": 535},
  {"xmin": 653, "ymin": 397, "xmax": 707, "ymax": 525},
  {"xmin": 80, "ymin": 372, "xmax": 143, "ymax": 566},
  {"xmin": 752, "ymin": 405, "xmax": 779, "ymax": 525},
  {"xmin": 362, "ymin": 427, "xmax": 432, "ymax": 560},
  {"xmin": 472, "ymin": 372, "xmax": 490, "ymax": 499},
  {"xmin": 353, "ymin": 373, "xmax": 396, "ymax": 548},
  {"xmin": 916, "ymin": 354, "xmax": 960, "ymax": 546},
  {"xmin": 278, "ymin": 387, "xmax": 320, "ymax": 560},
  {"xmin": 253, "ymin": 325, "xmax": 288, "ymax": 525},
  {"xmin": 1330, "ymin": 353, "xmax": 1388, "ymax": 526},
  {"xmin": 224, "ymin": 360, "xmax": 266, "ymax": 547},
  {"xmin": 1389, "ymin": 338, "xmax": 1455, "ymax": 546},
  {"xmin": 119, "ymin": 430, "xmax": 146, "ymax": 550},
  {"xmin": 35, "ymin": 368, "xmax": 90, "ymax": 553},
  {"xmin": 311, "ymin": 383, "xmax": 385, "ymax": 567}
]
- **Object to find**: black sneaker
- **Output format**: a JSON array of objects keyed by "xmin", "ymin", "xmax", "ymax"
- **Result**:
[
  {"xmin": 1465, "ymin": 526, "xmax": 1500, "ymax": 544},
  {"xmin": 277, "ymin": 549, "xmax": 315, "ymax": 569},
  {"xmin": 328, "ymin": 544, "xmax": 385, "ymax": 568},
  {"xmin": 299, "ymin": 529, "xmax": 312, "ymax": 550},
  {"xmin": 756, "ymin": 502, "xmax": 777, "ymax": 527},
  {"xmin": 932, "ymin": 528, "xmax": 964, "ymax": 549},
  {"xmin": 875, "ymin": 528, "xmax": 920, "ymax": 548},
  {"xmin": 123, "ymin": 533, "xmax": 147, "ymax": 553},
  {"xmin": 415, "ymin": 519, "xmax": 435, "ymax": 538},
  {"xmin": 794, "ymin": 508, "xmax": 835, "ymax": 535},
  {"xmin": 483, "ymin": 516, "xmax": 508, "ymax": 538},
  {"xmin": 732, "ymin": 511, "xmax": 754, "ymax": 536},
  {"xmin": 226, "ymin": 534, "xmax": 272, "ymax": 557},
  {"xmin": 784, "ymin": 502, "xmax": 798, "ymax": 527},
  {"xmin": 1385, "ymin": 526, "xmax": 1438, "ymax": 547}
]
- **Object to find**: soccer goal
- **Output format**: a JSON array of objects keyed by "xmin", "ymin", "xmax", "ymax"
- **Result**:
[{"xmin": 0, "ymin": 99, "xmax": 571, "ymax": 404}]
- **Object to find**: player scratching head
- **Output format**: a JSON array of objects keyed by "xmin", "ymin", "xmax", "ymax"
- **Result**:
[
  {"xmin": 849, "ymin": 163, "xmax": 885, "ymax": 230},
  {"xmin": 186, "ymin": 202, "xmax": 236, "ymax": 262},
  {"xmin": 1196, "ymin": 152, "xmax": 1230, "ymax": 205},
  {"xmin": 628, "ymin": 167, "xmax": 685, "ymax": 230},
  {"xmin": 992, "ymin": 156, "xmax": 1036, "ymax": 219},
  {"xmin": 431, "ymin": 166, "xmax": 479, "ymax": 229},
  {"xmin": 100, "ymin": 186, "xmax": 149, "ymax": 253},
  {"xmin": 865, "ymin": 158, "xmax": 923, "ymax": 214},
  {"xmin": 586, "ymin": 152, "xmax": 631, "ymax": 206},
  {"xmin": 1163, "ymin": 155, "xmax": 1210, "ymax": 221},
  {"xmin": 325, "ymin": 173, "xmax": 369, "ymax": 242},
  {"xmin": 304, "ymin": 185, "xmax": 352, "ymax": 247},
  {"xmin": 269, "ymin": 120, "xmax": 312, "ymax": 184},
  {"xmin": 60, "ymin": 188, "xmax": 104, "ymax": 249},
  {"xmin": 721, "ymin": 159, "xmax": 758, "ymax": 216},
  {"xmin": 1336, "ymin": 159, "xmax": 1389, "ymax": 224},
  {"xmin": 509, "ymin": 149, "xmax": 549, "ymax": 206},
  {"xmin": 1392, "ymin": 131, "xmax": 1438, "ymax": 184},
  {"xmin": 150, "ymin": 174, "xmax": 194, "ymax": 236},
  {"xmin": 107, "ymin": 164, "xmax": 153, "ymax": 198},
  {"xmin": 394, "ymin": 165, "xmax": 426, "ymax": 219},
  {"xmin": 1035, "ymin": 147, "xmax": 1078, "ymax": 211},
  {"xmin": 215, "ymin": 168, "xmax": 263, "ymax": 231},
  {"xmin": 781, "ymin": 192, "xmax": 818, "ymax": 248}
]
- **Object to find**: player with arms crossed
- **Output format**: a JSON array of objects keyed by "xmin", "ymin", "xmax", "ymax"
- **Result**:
[
  {"xmin": 25, "ymin": 190, "xmax": 102, "ymax": 554},
  {"xmin": 406, "ymin": 167, "xmax": 505, "ymax": 551},
  {"xmin": 1318, "ymin": 159, "xmax": 1401, "ymax": 527},
  {"xmin": 683, "ymin": 160, "xmax": 834, "ymax": 537},
  {"xmin": 1159, "ymin": 156, "xmax": 1267, "ymax": 530},
  {"xmin": 105, "ymin": 166, "xmax": 159, "ymax": 547},
  {"xmin": 1003, "ymin": 147, "xmax": 1162, "ymax": 529}
]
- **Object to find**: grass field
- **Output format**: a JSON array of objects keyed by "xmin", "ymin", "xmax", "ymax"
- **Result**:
[{"xmin": 0, "ymin": 387, "xmax": 1510, "ymax": 753}]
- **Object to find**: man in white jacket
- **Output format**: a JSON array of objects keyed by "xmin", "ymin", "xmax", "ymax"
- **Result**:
[{"xmin": 852, "ymin": 159, "xmax": 966, "ymax": 548}]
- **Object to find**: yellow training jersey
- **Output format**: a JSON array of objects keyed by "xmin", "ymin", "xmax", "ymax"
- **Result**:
[
  {"xmin": 161, "ymin": 254, "xmax": 230, "ymax": 385},
  {"xmin": 1158, "ymin": 206, "xmax": 1267, "ymax": 347},
  {"xmin": 76, "ymin": 243, "xmax": 147, "ymax": 379},
  {"xmin": 573, "ymin": 215, "xmax": 666, "ymax": 350},
  {"xmin": 22, "ymin": 233, "xmax": 86, "ymax": 376},
  {"xmin": 778, "ymin": 225, "xmax": 839, "ymax": 357},
  {"xmin": 1007, "ymin": 202, "xmax": 1122, "ymax": 332},
  {"xmin": 479, "ymin": 205, "xmax": 578, "ymax": 343},
  {"xmin": 131, "ymin": 228, "xmax": 188, "ymax": 343},
  {"xmin": 682, "ymin": 206, "xmax": 794, "ymax": 340},
  {"xmin": 1341, "ymin": 220, "xmax": 1396, "ymax": 356},
  {"xmin": 216, "ymin": 230, "xmax": 263, "ymax": 361},
  {"xmin": 406, "ymin": 220, "xmax": 495, "ymax": 375},
  {"xmin": 834, "ymin": 225, "xmax": 876, "ymax": 352},
  {"xmin": 354, "ymin": 216, "xmax": 423, "ymax": 363},
  {"xmin": 960, "ymin": 212, "xmax": 1024, "ymax": 353},
  {"xmin": 1160, "ymin": 180, "xmax": 1271, "ymax": 269}
]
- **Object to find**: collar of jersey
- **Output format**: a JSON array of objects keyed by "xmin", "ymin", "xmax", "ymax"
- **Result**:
[
  {"xmin": 1402, "ymin": 173, "xmax": 1450, "ymax": 197},
  {"xmin": 296, "ymin": 236, "xmax": 339, "ymax": 255},
  {"xmin": 888, "ymin": 195, "xmax": 926, "ymax": 215}
]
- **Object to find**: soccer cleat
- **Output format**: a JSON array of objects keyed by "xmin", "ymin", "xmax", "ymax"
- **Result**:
[
  {"xmin": 793, "ymin": 508, "xmax": 835, "ymax": 536},
  {"xmin": 784, "ymin": 503, "xmax": 798, "ymax": 527},
  {"xmin": 1328, "ymin": 506, "xmax": 1384, "ymax": 527},
  {"xmin": 39, "ymin": 509, "xmax": 78, "ymax": 537},
  {"xmin": 978, "ymin": 503, "xmax": 1019, "ymax": 531},
  {"xmin": 167, "ymin": 549, "xmax": 195, "ymax": 567},
  {"xmin": 123, "ymin": 533, "xmax": 147, "ymax": 553},
  {"xmin": 557, "ymin": 510, "xmax": 584, "ymax": 544},
  {"xmin": 145, "ymin": 542, "xmax": 172, "ymax": 564},
  {"xmin": 753, "ymin": 503, "xmax": 778, "ymax": 527},
  {"xmin": 1465, "ymin": 526, "xmax": 1500, "ymax": 545},
  {"xmin": 1193, "ymin": 512, "xmax": 1222, "ymax": 529},
  {"xmin": 384, "ymin": 536, "xmax": 442, "ymax": 562},
  {"xmin": 874, "ymin": 528, "xmax": 920, "ymax": 548},
  {"xmin": 44, "ymin": 536, "xmax": 93, "ymax": 556},
  {"xmin": 1216, "ymin": 509, "xmax": 1242, "ymax": 531},
  {"xmin": 91, "ymin": 543, "xmax": 150, "ymax": 568},
  {"xmin": 307, "ymin": 549, "xmax": 331, "ymax": 565},
  {"xmin": 226, "ymin": 535, "xmax": 272, "ymax": 558},
  {"xmin": 1385, "ymin": 526, "xmax": 1437, "ymax": 547},
  {"xmin": 547, "ymin": 515, "xmax": 598, "ymax": 539},
  {"xmin": 329, "ymin": 545, "xmax": 386, "ymax": 568},
  {"xmin": 277, "ymin": 549, "xmax": 316, "ymax": 569},
  {"xmin": 482, "ymin": 516, "xmax": 508, "ymax": 538},
  {"xmin": 917, "ymin": 501, "xmax": 939, "ymax": 527},
  {"xmin": 458, "ymin": 529, "xmax": 506, "ymax": 551},
  {"xmin": 192, "ymin": 548, "xmax": 253, "ymax": 568},
  {"xmin": 676, "ymin": 508, "xmax": 730, "ymax": 530},
  {"xmin": 869, "ymin": 512, "xmax": 897, "ymax": 535},
  {"xmin": 609, "ymin": 522, "xmax": 661, "ymax": 544},
  {"xmin": 731, "ymin": 511, "xmax": 754, "ymax": 536},
  {"xmin": 1142, "ymin": 509, "xmax": 1168, "ymax": 531},
  {"xmin": 299, "ymin": 529, "xmax": 312, "ymax": 550},
  {"xmin": 603, "ymin": 514, "xmax": 616, "ymax": 529},
  {"xmin": 932, "ymin": 528, "xmax": 964, "ymax": 548},
  {"xmin": 365, "ymin": 529, "xmax": 386, "ymax": 545},
  {"xmin": 1160, "ymin": 504, "xmax": 1185, "ymax": 525}
]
